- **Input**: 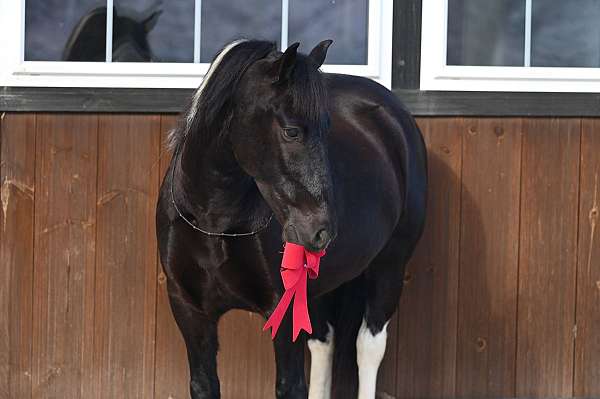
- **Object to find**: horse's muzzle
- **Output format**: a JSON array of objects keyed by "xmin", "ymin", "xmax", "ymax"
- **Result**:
[{"xmin": 284, "ymin": 223, "xmax": 336, "ymax": 252}]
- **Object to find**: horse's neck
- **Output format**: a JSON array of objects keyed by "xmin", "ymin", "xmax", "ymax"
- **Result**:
[{"xmin": 174, "ymin": 138, "xmax": 264, "ymax": 232}]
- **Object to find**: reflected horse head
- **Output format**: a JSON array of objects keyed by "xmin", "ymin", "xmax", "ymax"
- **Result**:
[{"xmin": 62, "ymin": 5, "xmax": 162, "ymax": 62}]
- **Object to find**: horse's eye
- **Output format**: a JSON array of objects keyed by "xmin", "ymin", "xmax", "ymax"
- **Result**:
[{"xmin": 282, "ymin": 127, "xmax": 301, "ymax": 140}]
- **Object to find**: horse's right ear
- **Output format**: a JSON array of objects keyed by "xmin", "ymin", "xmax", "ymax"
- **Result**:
[
  {"xmin": 271, "ymin": 42, "xmax": 299, "ymax": 84},
  {"xmin": 308, "ymin": 40, "xmax": 333, "ymax": 68}
]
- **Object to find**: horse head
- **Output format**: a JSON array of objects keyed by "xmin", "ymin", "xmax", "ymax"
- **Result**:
[{"xmin": 230, "ymin": 41, "xmax": 337, "ymax": 252}]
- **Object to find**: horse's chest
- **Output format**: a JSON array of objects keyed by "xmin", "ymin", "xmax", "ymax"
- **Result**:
[{"xmin": 207, "ymin": 238, "xmax": 279, "ymax": 313}]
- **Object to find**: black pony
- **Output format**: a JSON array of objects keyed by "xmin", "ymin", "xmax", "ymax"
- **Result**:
[
  {"xmin": 156, "ymin": 40, "xmax": 427, "ymax": 399},
  {"xmin": 63, "ymin": 5, "xmax": 161, "ymax": 62}
]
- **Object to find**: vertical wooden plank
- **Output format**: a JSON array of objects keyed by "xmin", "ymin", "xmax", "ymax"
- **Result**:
[
  {"xmin": 0, "ymin": 112, "xmax": 5, "ymax": 399},
  {"xmin": 516, "ymin": 118, "xmax": 580, "ymax": 397},
  {"xmin": 395, "ymin": 117, "xmax": 462, "ymax": 398},
  {"xmin": 154, "ymin": 114, "xmax": 191, "ymax": 399},
  {"xmin": 217, "ymin": 311, "xmax": 276, "ymax": 399},
  {"xmin": 94, "ymin": 115, "xmax": 160, "ymax": 399},
  {"xmin": 456, "ymin": 119, "xmax": 521, "ymax": 397},
  {"xmin": 376, "ymin": 312, "xmax": 399, "ymax": 398},
  {"xmin": 574, "ymin": 118, "xmax": 600, "ymax": 396},
  {"xmin": 30, "ymin": 114, "xmax": 98, "ymax": 399},
  {"xmin": 0, "ymin": 114, "xmax": 36, "ymax": 399}
]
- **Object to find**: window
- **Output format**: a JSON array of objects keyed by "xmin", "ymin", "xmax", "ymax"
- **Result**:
[
  {"xmin": 420, "ymin": 0, "xmax": 600, "ymax": 92},
  {"xmin": 0, "ymin": 0, "xmax": 393, "ymax": 88}
]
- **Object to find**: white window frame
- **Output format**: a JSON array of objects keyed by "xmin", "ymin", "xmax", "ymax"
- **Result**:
[
  {"xmin": 420, "ymin": 0, "xmax": 600, "ymax": 93},
  {"xmin": 0, "ymin": 0, "xmax": 393, "ymax": 88}
]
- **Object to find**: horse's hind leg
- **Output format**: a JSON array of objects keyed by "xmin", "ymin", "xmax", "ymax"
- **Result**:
[{"xmin": 357, "ymin": 235, "xmax": 416, "ymax": 399}]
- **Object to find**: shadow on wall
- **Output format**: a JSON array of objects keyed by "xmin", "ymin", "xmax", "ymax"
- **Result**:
[{"xmin": 385, "ymin": 123, "xmax": 486, "ymax": 399}]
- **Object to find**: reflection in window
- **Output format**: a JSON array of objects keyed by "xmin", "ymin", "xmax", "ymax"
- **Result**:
[
  {"xmin": 114, "ymin": 0, "xmax": 194, "ymax": 62},
  {"xmin": 532, "ymin": 0, "xmax": 600, "ymax": 67},
  {"xmin": 24, "ymin": 0, "xmax": 373, "ymax": 66},
  {"xmin": 447, "ymin": 0, "xmax": 525, "ymax": 66},
  {"xmin": 25, "ymin": 0, "xmax": 106, "ymax": 61},
  {"xmin": 200, "ymin": 0, "xmax": 281, "ymax": 63},
  {"xmin": 289, "ymin": 0, "xmax": 368, "ymax": 65}
]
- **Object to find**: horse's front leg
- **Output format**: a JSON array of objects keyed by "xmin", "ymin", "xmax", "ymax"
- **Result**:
[
  {"xmin": 273, "ymin": 319, "xmax": 308, "ymax": 399},
  {"xmin": 168, "ymin": 282, "xmax": 220, "ymax": 399}
]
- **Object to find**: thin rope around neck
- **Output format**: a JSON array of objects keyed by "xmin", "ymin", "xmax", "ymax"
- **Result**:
[{"xmin": 169, "ymin": 144, "xmax": 273, "ymax": 237}]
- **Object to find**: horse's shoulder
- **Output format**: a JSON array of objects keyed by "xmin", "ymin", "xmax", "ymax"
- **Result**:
[{"xmin": 323, "ymin": 73, "xmax": 410, "ymax": 115}]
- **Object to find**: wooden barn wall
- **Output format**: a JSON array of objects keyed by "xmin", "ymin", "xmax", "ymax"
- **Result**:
[{"xmin": 1, "ymin": 113, "xmax": 599, "ymax": 399}]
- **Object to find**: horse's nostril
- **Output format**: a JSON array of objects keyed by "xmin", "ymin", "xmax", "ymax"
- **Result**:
[{"xmin": 313, "ymin": 228, "xmax": 330, "ymax": 250}]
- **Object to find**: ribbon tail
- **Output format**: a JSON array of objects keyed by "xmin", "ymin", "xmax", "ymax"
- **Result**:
[
  {"xmin": 292, "ymin": 271, "xmax": 311, "ymax": 342},
  {"xmin": 263, "ymin": 289, "xmax": 295, "ymax": 339}
]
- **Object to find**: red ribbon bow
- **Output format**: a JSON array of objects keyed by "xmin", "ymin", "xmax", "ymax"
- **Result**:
[{"xmin": 263, "ymin": 242, "xmax": 325, "ymax": 342}]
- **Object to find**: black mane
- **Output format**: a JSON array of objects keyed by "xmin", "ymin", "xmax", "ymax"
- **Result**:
[
  {"xmin": 168, "ymin": 40, "xmax": 276, "ymax": 150},
  {"xmin": 168, "ymin": 40, "xmax": 329, "ymax": 151}
]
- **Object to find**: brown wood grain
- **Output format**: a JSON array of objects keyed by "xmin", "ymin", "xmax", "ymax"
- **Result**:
[
  {"xmin": 395, "ymin": 117, "xmax": 462, "ymax": 398},
  {"xmin": 93, "ymin": 115, "xmax": 160, "ymax": 398},
  {"xmin": 31, "ymin": 114, "xmax": 98, "ymax": 399},
  {"xmin": 574, "ymin": 118, "xmax": 600, "ymax": 396},
  {"xmin": 154, "ymin": 114, "xmax": 191, "ymax": 399},
  {"xmin": 1, "ymin": 113, "xmax": 36, "ymax": 399},
  {"xmin": 456, "ymin": 119, "xmax": 522, "ymax": 397},
  {"xmin": 217, "ymin": 310, "xmax": 276, "ymax": 399},
  {"xmin": 376, "ymin": 312, "xmax": 399, "ymax": 398},
  {"xmin": 5, "ymin": 113, "xmax": 600, "ymax": 399},
  {"xmin": 516, "ymin": 118, "xmax": 580, "ymax": 397}
]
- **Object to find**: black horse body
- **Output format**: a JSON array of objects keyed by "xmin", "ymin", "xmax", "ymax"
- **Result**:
[{"xmin": 156, "ymin": 40, "xmax": 427, "ymax": 399}]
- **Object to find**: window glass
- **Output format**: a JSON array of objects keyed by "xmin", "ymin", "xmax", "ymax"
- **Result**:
[
  {"xmin": 288, "ymin": 0, "xmax": 368, "ymax": 65},
  {"xmin": 25, "ymin": 0, "xmax": 106, "ymax": 61},
  {"xmin": 200, "ymin": 0, "xmax": 281, "ymax": 63},
  {"xmin": 23, "ymin": 0, "xmax": 375, "ymax": 66},
  {"xmin": 447, "ymin": 0, "xmax": 525, "ymax": 66},
  {"xmin": 532, "ymin": 0, "xmax": 600, "ymax": 67},
  {"xmin": 114, "ymin": 0, "xmax": 194, "ymax": 62}
]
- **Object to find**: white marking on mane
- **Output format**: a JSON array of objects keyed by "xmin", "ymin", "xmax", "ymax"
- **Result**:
[{"xmin": 167, "ymin": 39, "xmax": 248, "ymax": 149}]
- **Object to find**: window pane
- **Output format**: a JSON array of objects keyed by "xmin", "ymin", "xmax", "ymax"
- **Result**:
[
  {"xmin": 200, "ymin": 0, "xmax": 281, "ymax": 63},
  {"xmin": 532, "ymin": 0, "xmax": 600, "ymax": 67},
  {"xmin": 114, "ymin": 0, "xmax": 194, "ymax": 62},
  {"xmin": 25, "ymin": 0, "xmax": 106, "ymax": 61},
  {"xmin": 447, "ymin": 0, "xmax": 525, "ymax": 66},
  {"xmin": 289, "ymin": 0, "xmax": 368, "ymax": 65}
]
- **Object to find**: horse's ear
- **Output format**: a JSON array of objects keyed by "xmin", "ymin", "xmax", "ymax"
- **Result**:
[
  {"xmin": 143, "ymin": 10, "xmax": 162, "ymax": 32},
  {"xmin": 272, "ymin": 42, "xmax": 299, "ymax": 84},
  {"xmin": 308, "ymin": 40, "xmax": 333, "ymax": 69}
]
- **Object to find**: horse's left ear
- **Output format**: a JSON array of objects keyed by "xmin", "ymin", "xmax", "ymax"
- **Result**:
[
  {"xmin": 308, "ymin": 40, "xmax": 333, "ymax": 69},
  {"xmin": 272, "ymin": 42, "xmax": 300, "ymax": 84},
  {"xmin": 143, "ymin": 10, "xmax": 163, "ymax": 32}
]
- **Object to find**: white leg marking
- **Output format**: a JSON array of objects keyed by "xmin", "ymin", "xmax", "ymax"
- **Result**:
[
  {"xmin": 308, "ymin": 323, "xmax": 334, "ymax": 399},
  {"xmin": 356, "ymin": 319, "xmax": 388, "ymax": 399}
]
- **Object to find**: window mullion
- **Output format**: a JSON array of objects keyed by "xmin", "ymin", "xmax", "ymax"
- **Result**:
[
  {"xmin": 524, "ymin": 0, "xmax": 532, "ymax": 67},
  {"xmin": 194, "ymin": 0, "xmax": 202, "ymax": 63},
  {"xmin": 280, "ymin": 0, "xmax": 288, "ymax": 50},
  {"xmin": 106, "ymin": 0, "xmax": 114, "ymax": 62}
]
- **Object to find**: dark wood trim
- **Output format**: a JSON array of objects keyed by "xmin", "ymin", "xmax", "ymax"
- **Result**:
[
  {"xmin": 3, "ymin": 86, "xmax": 600, "ymax": 116},
  {"xmin": 394, "ymin": 90, "xmax": 600, "ymax": 116},
  {"xmin": 0, "ymin": 87, "xmax": 193, "ymax": 114},
  {"xmin": 392, "ymin": 0, "xmax": 422, "ymax": 89}
]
